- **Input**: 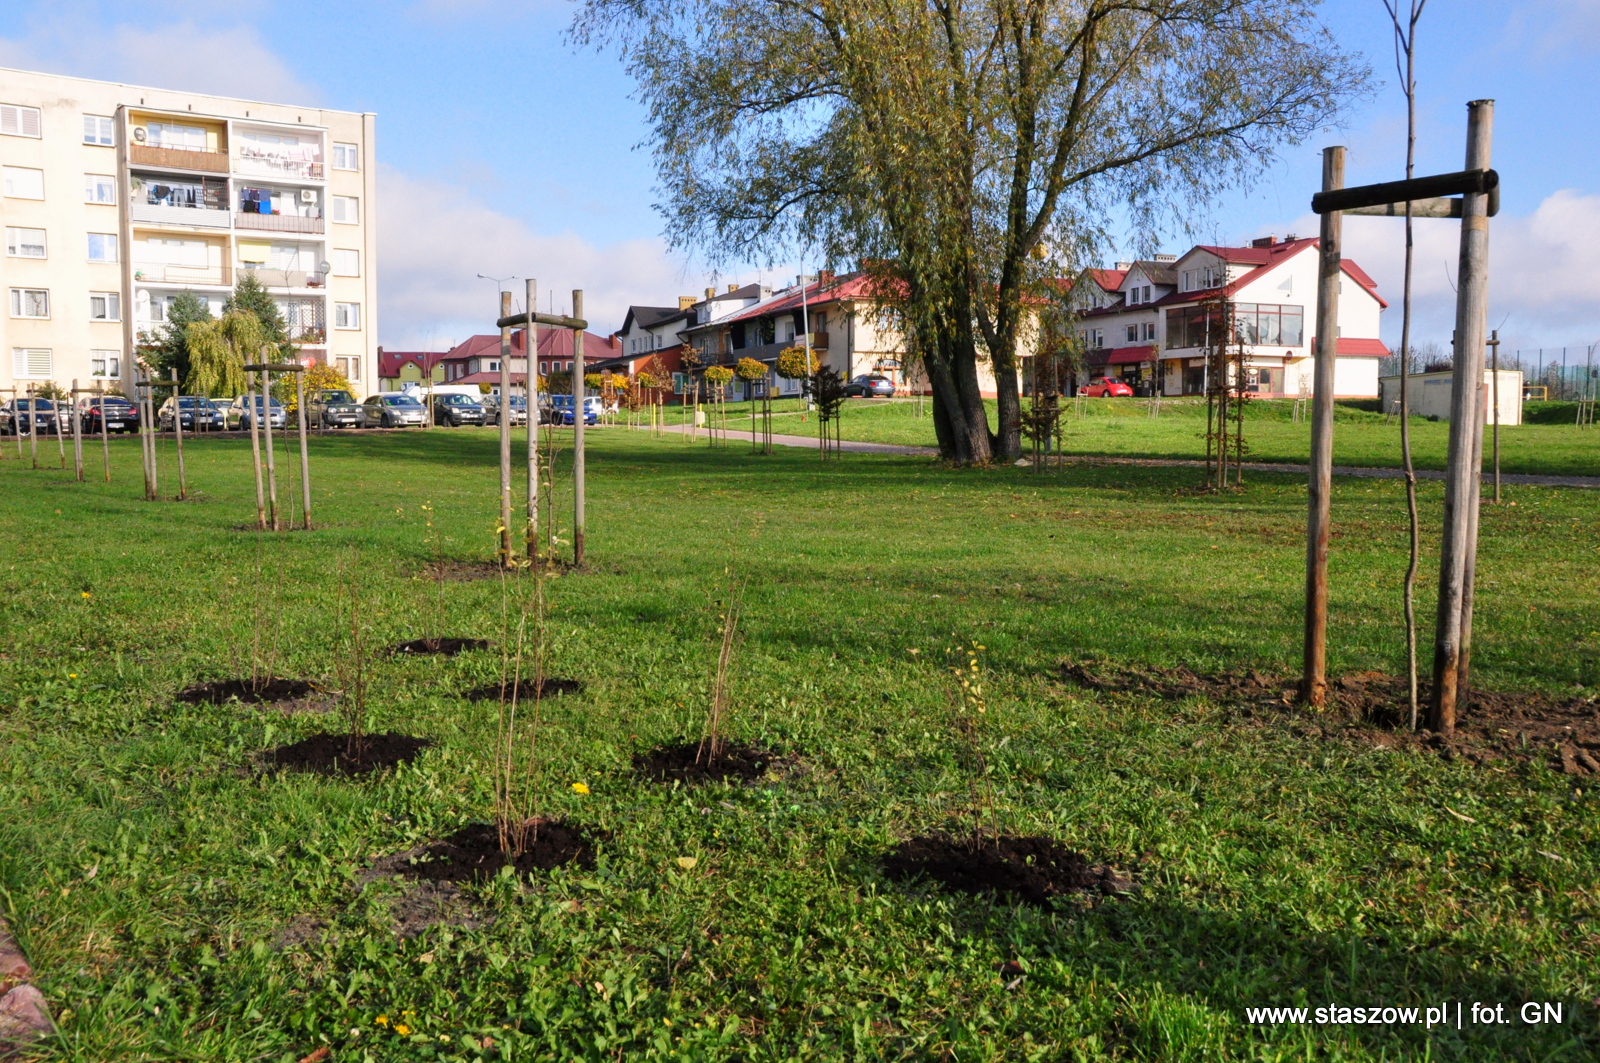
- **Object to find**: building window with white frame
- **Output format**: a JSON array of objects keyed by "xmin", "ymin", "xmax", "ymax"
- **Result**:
[
  {"xmin": 2, "ymin": 166, "xmax": 45, "ymax": 199},
  {"xmin": 90, "ymin": 292, "xmax": 121, "ymax": 321},
  {"xmin": 336, "ymin": 355, "xmax": 361, "ymax": 381},
  {"xmin": 9, "ymin": 288, "xmax": 49, "ymax": 318},
  {"xmin": 11, "ymin": 348, "xmax": 52, "ymax": 378},
  {"xmin": 90, "ymin": 350, "xmax": 121, "ymax": 378},
  {"xmin": 331, "ymin": 142, "xmax": 360, "ymax": 171},
  {"xmin": 1, "ymin": 104, "xmax": 42, "ymax": 138},
  {"xmin": 332, "ymin": 248, "xmax": 359, "ymax": 276},
  {"xmin": 87, "ymin": 233, "xmax": 118, "ymax": 263},
  {"xmin": 331, "ymin": 196, "xmax": 359, "ymax": 224},
  {"xmin": 335, "ymin": 302, "xmax": 361, "ymax": 329},
  {"xmin": 85, "ymin": 174, "xmax": 117, "ymax": 205},
  {"xmin": 83, "ymin": 115, "xmax": 116, "ymax": 146},
  {"xmin": 5, "ymin": 227, "xmax": 45, "ymax": 258}
]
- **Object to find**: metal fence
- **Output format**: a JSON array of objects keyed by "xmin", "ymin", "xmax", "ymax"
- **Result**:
[{"xmin": 1379, "ymin": 346, "xmax": 1598, "ymax": 401}]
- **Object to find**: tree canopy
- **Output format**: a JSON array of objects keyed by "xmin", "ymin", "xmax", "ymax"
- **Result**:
[
  {"xmin": 143, "ymin": 291, "xmax": 214, "ymax": 387},
  {"xmin": 575, "ymin": 0, "xmax": 1369, "ymax": 462}
]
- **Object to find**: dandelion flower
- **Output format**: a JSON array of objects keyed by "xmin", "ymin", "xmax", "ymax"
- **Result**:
[
  {"xmin": 571, "ymin": 782, "xmax": 590, "ymax": 795},
  {"xmin": 395, "ymin": 1024, "xmax": 412, "ymax": 1036},
  {"xmin": 81, "ymin": 591, "xmax": 91, "ymax": 599},
  {"xmin": 375, "ymin": 1015, "xmax": 389, "ymax": 1027}
]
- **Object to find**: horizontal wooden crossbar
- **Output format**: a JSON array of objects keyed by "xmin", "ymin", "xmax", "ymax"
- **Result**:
[{"xmin": 1312, "ymin": 168, "xmax": 1499, "ymax": 216}]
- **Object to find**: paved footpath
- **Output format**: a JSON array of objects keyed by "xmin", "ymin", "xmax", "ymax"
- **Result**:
[{"xmin": 645, "ymin": 423, "xmax": 1600, "ymax": 488}]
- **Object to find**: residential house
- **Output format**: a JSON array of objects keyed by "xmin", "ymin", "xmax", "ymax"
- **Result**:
[
  {"xmin": 617, "ymin": 300, "xmax": 696, "ymax": 356},
  {"xmin": 436, "ymin": 327, "xmax": 620, "ymax": 392},
  {"xmin": 0, "ymin": 65, "xmax": 378, "ymax": 396},
  {"xmin": 1070, "ymin": 237, "xmax": 1387, "ymax": 397},
  {"xmin": 377, "ymin": 348, "xmax": 446, "ymax": 391}
]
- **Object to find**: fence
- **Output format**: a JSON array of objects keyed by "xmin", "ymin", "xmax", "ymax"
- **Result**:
[{"xmin": 1380, "ymin": 346, "xmax": 1598, "ymax": 402}]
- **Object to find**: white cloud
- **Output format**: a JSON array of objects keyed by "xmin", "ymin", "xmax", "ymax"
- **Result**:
[
  {"xmin": 376, "ymin": 166, "xmax": 698, "ymax": 349},
  {"xmin": 1276, "ymin": 190, "xmax": 1600, "ymax": 353},
  {"xmin": 0, "ymin": 19, "xmax": 317, "ymax": 104}
]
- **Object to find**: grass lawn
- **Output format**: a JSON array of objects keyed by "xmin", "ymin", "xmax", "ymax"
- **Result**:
[
  {"xmin": 1, "ymin": 428, "xmax": 1597, "ymax": 1061},
  {"xmin": 662, "ymin": 397, "xmax": 1600, "ymax": 477}
]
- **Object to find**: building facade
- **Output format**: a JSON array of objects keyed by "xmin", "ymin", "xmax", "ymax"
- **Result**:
[{"xmin": 0, "ymin": 67, "xmax": 377, "ymax": 398}]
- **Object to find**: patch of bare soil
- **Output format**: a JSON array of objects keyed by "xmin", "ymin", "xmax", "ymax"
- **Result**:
[
  {"xmin": 387, "ymin": 637, "xmax": 492, "ymax": 657},
  {"xmin": 262, "ymin": 732, "xmax": 430, "ymax": 775},
  {"xmin": 354, "ymin": 865, "xmax": 491, "ymax": 939},
  {"xmin": 461, "ymin": 677, "xmax": 583, "ymax": 701},
  {"xmin": 1060, "ymin": 658, "xmax": 1600, "ymax": 774},
  {"xmin": 178, "ymin": 677, "xmax": 317, "ymax": 705},
  {"xmin": 420, "ymin": 559, "xmax": 508, "ymax": 582},
  {"xmin": 633, "ymin": 740, "xmax": 783, "ymax": 784},
  {"xmin": 376, "ymin": 820, "xmax": 598, "ymax": 884},
  {"xmin": 883, "ymin": 834, "xmax": 1131, "ymax": 906}
]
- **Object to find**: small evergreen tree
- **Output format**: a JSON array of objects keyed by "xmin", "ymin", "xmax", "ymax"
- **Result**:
[
  {"xmin": 224, "ymin": 273, "xmax": 294, "ymax": 360},
  {"xmin": 146, "ymin": 291, "xmax": 215, "ymax": 384}
]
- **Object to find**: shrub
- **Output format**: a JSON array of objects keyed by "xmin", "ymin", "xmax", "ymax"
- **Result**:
[
  {"xmin": 735, "ymin": 357, "xmax": 767, "ymax": 382},
  {"xmin": 775, "ymin": 346, "xmax": 817, "ymax": 379},
  {"xmin": 703, "ymin": 365, "xmax": 735, "ymax": 386}
]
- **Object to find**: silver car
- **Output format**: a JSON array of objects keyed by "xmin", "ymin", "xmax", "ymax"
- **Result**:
[
  {"xmin": 362, "ymin": 392, "xmax": 427, "ymax": 428},
  {"xmin": 227, "ymin": 394, "xmax": 287, "ymax": 430},
  {"xmin": 481, "ymin": 393, "xmax": 528, "ymax": 426}
]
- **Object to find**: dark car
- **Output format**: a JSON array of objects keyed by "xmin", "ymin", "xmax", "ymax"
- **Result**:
[
  {"xmin": 0, "ymin": 398, "xmax": 62, "ymax": 436},
  {"xmin": 226, "ymin": 395, "xmax": 288, "ymax": 430},
  {"xmin": 76, "ymin": 396, "xmax": 140, "ymax": 434},
  {"xmin": 307, "ymin": 388, "xmax": 367, "ymax": 428},
  {"xmin": 1080, "ymin": 377, "xmax": 1134, "ymax": 397},
  {"xmin": 158, "ymin": 395, "xmax": 225, "ymax": 432},
  {"xmin": 362, "ymin": 393, "xmax": 427, "ymax": 428},
  {"xmin": 433, "ymin": 393, "xmax": 486, "ymax": 427},
  {"xmin": 843, "ymin": 374, "xmax": 895, "ymax": 398}
]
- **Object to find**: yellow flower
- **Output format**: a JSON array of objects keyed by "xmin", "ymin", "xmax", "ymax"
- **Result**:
[
  {"xmin": 571, "ymin": 782, "xmax": 590, "ymax": 795},
  {"xmin": 69, "ymin": 673, "xmax": 77, "ymax": 679},
  {"xmin": 395, "ymin": 1024, "xmax": 412, "ymax": 1036},
  {"xmin": 375, "ymin": 1015, "xmax": 389, "ymax": 1026},
  {"xmin": 81, "ymin": 591, "xmax": 91, "ymax": 599}
]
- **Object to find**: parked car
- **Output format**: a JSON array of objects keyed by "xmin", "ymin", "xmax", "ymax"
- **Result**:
[
  {"xmin": 306, "ymin": 388, "xmax": 367, "ymax": 428},
  {"xmin": 481, "ymin": 393, "xmax": 528, "ymax": 426},
  {"xmin": 0, "ymin": 398, "xmax": 61, "ymax": 436},
  {"xmin": 843, "ymin": 374, "xmax": 896, "ymax": 398},
  {"xmin": 1080, "ymin": 377, "xmax": 1134, "ymax": 397},
  {"xmin": 542, "ymin": 394, "xmax": 601, "ymax": 425},
  {"xmin": 157, "ymin": 395, "xmax": 225, "ymax": 432},
  {"xmin": 76, "ymin": 396, "xmax": 140, "ymax": 434},
  {"xmin": 361, "ymin": 392, "xmax": 427, "ymax": 428},
  {"xmin": 433, "ymin": 392, "xmax": 486, "ymax": 427},
  {"xmin": 226, "ymin": 394, "xmax": 288, "ymax": 430},
  {"xmin": 209, "ymin": 398, "xmax": 235, "ymax": 425}
]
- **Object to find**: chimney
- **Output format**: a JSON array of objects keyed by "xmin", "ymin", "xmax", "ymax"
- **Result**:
[
  {"xmin": 1114, "ymin": 260, "xmax": 1132, "ymax": 270},
  {"xmin": 678, "ymin": 295, "xmax": 695, "ymax": 310},
  {"xmin": 818, "ymin": 269, "xmax": 835, "ymax": 286},
  {"xmin": 728, "ymin": 283, "xmax": 738, "ymax": 293},
  {"xmin": 705, "ymin": 287, "xmax": 715, "ymax": 300},
  {"xmin": 1251, "ymin": 236, "xmax": 1278, "ymax": 248},
  {"xmin": 1153, "ymin": 254, "xmax": 1176, "ymax": 263},
  {"xmin": 1283, "ymin": 233, "xmax": 1297, "ymax": 243}
]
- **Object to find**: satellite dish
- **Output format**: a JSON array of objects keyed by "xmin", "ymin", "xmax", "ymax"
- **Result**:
[{"xmin": 132, "ymin": 126, "xmax": 147, "ymax": 143}]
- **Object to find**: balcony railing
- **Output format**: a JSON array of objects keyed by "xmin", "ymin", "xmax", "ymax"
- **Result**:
[
  {"xmin": 239, "ymin": 267, "xmax": 323, "ymax": 289},
  {"xmin": 234, "ymin": 151, "xmax": 325, "ymax": 181},
  {"xmin": 130, "ymin": 144, "xmax": 230, "ymax": 173},
  {"xmin": 234, "ymin": 212, "xmax": 325, "ymax": 234},
  {"xmin": 130, "ymin": 202, "xmax": 232, "ymax": 229},
  {"xmin": 133, "ymin": 264, "xmax": 233, "ymax": 286}
]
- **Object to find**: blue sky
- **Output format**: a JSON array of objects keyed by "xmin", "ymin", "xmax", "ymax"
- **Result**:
[{"xmin": 3, "ymin": 0, "xmax": 1596, "ymax": 357}]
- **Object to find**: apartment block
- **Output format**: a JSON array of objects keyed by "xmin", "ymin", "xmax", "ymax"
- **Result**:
[{"xmin": 0, "ymin": 66, "xmax": 377, "ymax": 397}]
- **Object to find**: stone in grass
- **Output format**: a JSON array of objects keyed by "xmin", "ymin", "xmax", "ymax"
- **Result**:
[{"xmin": 0, "ymin": 985, "xmax": 54, "ymax": 1051}]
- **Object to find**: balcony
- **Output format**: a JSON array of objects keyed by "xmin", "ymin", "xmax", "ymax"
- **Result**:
[
  {"xmin": 239, "ymin": 267, "xmax": 324, "ymax": 289},
  {"xmin": 234, "ymin": 148, "xmax": 325, "ymax": 181},
  {"xmin": 234, "ymin": 212, "xmax": 325, "ymax": 234},
  {"xmin": 130, "ymin": 202, "xmax": 232, "ymax": 229},
  {"xmin": 133, "ymin": 264, "xmax": 233, "ymax": 286},
  {"xmin": 130, "ymin": 144, "xmax": 230, "ymax": 174}
]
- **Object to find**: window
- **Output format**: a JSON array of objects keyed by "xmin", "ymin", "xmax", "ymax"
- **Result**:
[
  {"xmin": 83, "ymin": 115, "xmax": 116, "ymax": 146},
  {"xmin": 488, "ymin": 360, "xmax": 500, "ymax": 372},
  {"xmin": 5, "ymin": 227, "xmax": 45, "ymax": 258},
  {"xmin": 1126, "ymin": 325, "xmax": 1139, "ymax": 343},
  {"xmin": 331, "ymin": 195, "xmax": 359, "ymax": 224},
  {"xmin": 90, "ymin": 292, "xmax": 121, "ymax": 321},
  {"xmin": 332, "ymin": 142, "xmax": 359, "ymax": 170},
  {"xmin": 1180, "ymin": 266, "xmax": 1222, "ymax": 293},
  {"xmin": 9, "ymin": 288, "xmax": 49, "ymax": 318},
  {"xmin": 1077, "ymin": 328, "xmax": 1103, "ymax": 349},
  {"xmin": 145, "ymin": 122, "xmax": 207, "ymax": 150},
  {"xmin": 1126, "ymin": 287, "xmax": 1140, "ymax": 306},
  {"xmin": 335, "ymin": 302, "xmax": 361, "ymax": 329},
  {"xmin": 0, "ymin": 104, "xmax": 42, "ymax": 138},
  {"xmin": 337, "ymin": 355, "xmax": 361, "ymax": 381},
  {"xmin": 91, "ymin": 351, "xmax": 121, "ymax": 378},
  {"xmin": 11, "ymin": 348, "xmax": 52, "ymax": 378},
  {"xmin": 85, "ymin": 174, "xmax": 117, "ymax": 204},
  {"xmin": 331, "ymin": 249, "xmax": 359, "ymax": 276},
  {"xmin": 1143, "ymin": 322, "xmax": 1156, "ymax": 341},
  {"xmin": 87, "ymin": 233, "xmax": 119, "ymax": 263},
  {"xmin": 2, "ymin": 166, "xmax": 44, "ymax": 199},
  {"xmin": 1231, "ymin": 302, "xmax": 1305, "ymax": 347}
]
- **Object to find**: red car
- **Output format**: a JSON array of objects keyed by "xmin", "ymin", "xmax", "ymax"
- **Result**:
[{"xmin": 1080, "ymin": 377, "xmax": 1134, "ymax": 397}]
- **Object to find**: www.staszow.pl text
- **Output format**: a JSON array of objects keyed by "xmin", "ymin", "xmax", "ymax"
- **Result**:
[{"xmin": 1247, "ymin": 1002, "xmax": 1565, "ymax": 1028}]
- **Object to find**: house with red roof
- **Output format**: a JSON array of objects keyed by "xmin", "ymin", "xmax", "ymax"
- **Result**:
[
  {"xmin": 377, "ymin": 349, "xmax": 448, "ymax": 392},
  {"xmin": 435, "ymin": 328, "xmax": 621, "ymax": 391},
  {"xmin": 1071, "ymin": 236, "xmax": 1388, "ymax": 398}
]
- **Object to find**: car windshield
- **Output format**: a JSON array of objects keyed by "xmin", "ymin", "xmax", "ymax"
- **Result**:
[
  {"xmin": 19, "ymin": 399, "xmax": 55, "ymax": 410},
  {"xmin": 92, "ymin": 399, "xmax": 133, "ymax": 409},
  {"xmin": 443, "ymin": 394, "xmax": 479, "ymax": 405},
  {"xmin": 177, "ymin": 397, "xmax": 210, "ymax": 408},
  {"xmin": 321, "ymin": 391, "xmax": 355, "ymax": 404},
  {"xmin": 384, "ymin": 397, "xmax": 421, "ymax": 407},
  {"xmin": 250, "ymin": 398, "xmax": 285, "ymax": 409}
]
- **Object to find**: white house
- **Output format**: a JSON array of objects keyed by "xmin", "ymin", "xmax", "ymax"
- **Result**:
[{"xmin": 1073, "ymin": 236, "xmax": 1389, "ymax": 398}]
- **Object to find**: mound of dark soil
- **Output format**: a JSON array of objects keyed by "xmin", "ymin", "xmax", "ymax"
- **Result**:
[
  {"xmin": 1060, "ymin": 658, "xmax": 1600, "ymax": 774},
  {"xmin": 262, "ymin": 732, "xmax": 430, "ymax": 775},
  {"xmin": 177, "ymin": 677, "xmax": 316, "ymax": 704},
  {"xmin": 387, "ymin": 637, "xmax": 492, "ymax": 657},
  {"xmin": 883, "ymin": 834, "xmax": 1131, "ymax": 906},
  {"xmin": 634, "ymin": 740, "xmax": 781, "ymax": 784},
  {"xmin": 420, "ymin": 559, "xmax": 507, "ymax": 582},
  {"xmin": 461, "ymin": 677, "xmax": 583, "ymax": 701},
  {"xmin": 386, "ymin": 819, "xmax": 598, "ymax": 883}
]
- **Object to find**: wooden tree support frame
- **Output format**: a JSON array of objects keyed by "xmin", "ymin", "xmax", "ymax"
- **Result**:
[{"xmin": 243, "ymin": 361, "xmax": 313, "ymax": 531}]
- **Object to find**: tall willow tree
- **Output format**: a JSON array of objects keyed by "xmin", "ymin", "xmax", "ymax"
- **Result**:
[
  {"xmin": 575, "ymin": 0, "xmax": 1368, "ymax": 463},
  {"xmin": 184, "ymin": 311, "xmax": 259, "ymax": 398}
]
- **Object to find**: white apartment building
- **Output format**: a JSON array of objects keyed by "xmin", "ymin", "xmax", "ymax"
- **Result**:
[{"xmin": 0, "ymin": 67, "xmax": 377, "ymax": 398}]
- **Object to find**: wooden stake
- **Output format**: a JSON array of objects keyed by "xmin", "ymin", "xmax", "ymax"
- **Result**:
[
  {"xmin": 526, "ymin": 278, "xmax": 540, "ymax": 564},
  {"xmin": 572, "ymin": 289, "xmax": 586, "ymax": 568},
  {"xmin": 1489, "ymin": 330, "xmax": 1501, "ymax": 503},
  {"xmin": 261, "ymin": 364, "xmax": 280, "ymax": 531},
  {"xmin": 1430, "ymin": 99, "xmax": 1495, "ymax": 734},
  {"xmin": 169, "ymin": 369, "xmax": 187, "ymax": 501},
  {"xmin": 99, "ymin": 385, "xmax": 110, "ymax": 482},
  {"xmin": 70, "ymin": 379, "xmax": 84, "ymax": 481},
  {"xmin": 499, "ymin": 289, "xmax": 514, "ymax": 566},
  {"xmin": 27, "ymin": 384, "xmax": 40, "ymax": 470},
  {"xmin": 296, "ymin": 369, "xmax": 312, "ymax": 530},
  {"xmin": 1302, "ymin": 145, "xmax": 1344, "ymax": 708},
  {"xmin": 246, "ymin": 370, "xmax": 267, "ymax": 530}
]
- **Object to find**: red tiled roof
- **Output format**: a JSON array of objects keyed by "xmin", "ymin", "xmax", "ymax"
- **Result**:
[
  {"xmin": 442, "ymin": 329, "xmax": 619, "ymax": 364},
  {"xmin": 720, "ymin": 273, "xmax": 880, "ymax": 325},
  {"xmin": 1150, "ymin": 240, "xmax": 1387, "ymax": 310},
  {"xmin": 1105, "ymin": 345, "xmax": 1157, "ymax": 365},
  {"xmin": 1085, "ymin": 268, "xmax": 1128, "ymax": 291},
  {"xmin": 1310, "ymin": 336, "xmax": 1390, "ymax": 357},
  {"xmin": 378, "ymin": 350, "xmax": 447, "ymax": 377}
]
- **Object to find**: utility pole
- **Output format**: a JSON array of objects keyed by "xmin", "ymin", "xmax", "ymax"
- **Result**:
[
  {"xmin": 498, "ymin": 288, "xmax": 514, "ymax": 566},
  {"xmin": 572, "ymin": 289, "xmax": 586, "ymax": 568},
  {"xmin": 526, "ymin": 278, "xmax": 539, "ymax": 564},
  {"xmin": 1488, "ymin": 330, "xmax": 1501, "ymax": 503},
  {"xmin": 1431, "ymin": 99, "xmax": 1494, "ymax": 734},
  {"xmin": 1302, "ymin": 145, "xmax": 1344, "ymax": 709}
]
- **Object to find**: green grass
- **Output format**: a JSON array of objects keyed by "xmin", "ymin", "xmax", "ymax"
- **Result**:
[
  {"xmin": 2, "ymin": 428, "xmax": 1598, "ymax": 1061},
  {"xmin": 666, "ymin": 396, "xmax": 1600, "ymax": 476}
]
